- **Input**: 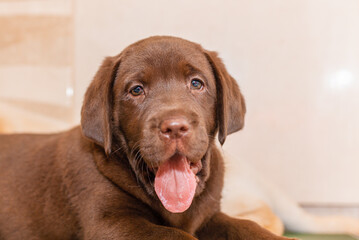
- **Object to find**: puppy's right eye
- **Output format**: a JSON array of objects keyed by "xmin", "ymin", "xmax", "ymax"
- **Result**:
[
  {"xmin": 190, "ymin": 79, "xmax": 204, "ymax": 90},
  {"xmin": 130, "ymin": 86, "xmax": 144, "ymax": 96}
]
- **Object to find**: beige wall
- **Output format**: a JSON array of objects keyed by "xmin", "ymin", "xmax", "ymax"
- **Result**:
[
  {"xmin": 1, "ymin": 0, "xmax": 358, "ymax": 205},
  {"xmin": 0, "ymin": 0, "xmax": 75, "ymax": 132}
]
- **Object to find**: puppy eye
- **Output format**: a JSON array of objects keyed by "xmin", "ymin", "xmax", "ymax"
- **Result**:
[
  {"xmin": 190, "ymin": 79, "xmax": 203, "ymax": 90},
  {"xmin": 130, "ymin": 85, "xmax": 144, "ymax": 96}
]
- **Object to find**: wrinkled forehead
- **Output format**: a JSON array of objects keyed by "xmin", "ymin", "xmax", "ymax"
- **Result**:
[{"xmin": 116, "ymin": 38, "xmax": 216, "ymax": 86}]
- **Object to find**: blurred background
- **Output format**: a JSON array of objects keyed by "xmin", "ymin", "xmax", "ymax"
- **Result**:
[{"xmin": 0, "ymin": 0, "xmax": 358, "ymax": 218}]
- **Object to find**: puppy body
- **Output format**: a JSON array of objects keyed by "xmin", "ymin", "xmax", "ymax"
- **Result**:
[
  {"xmin": 0, "ymin": 129, "xmax": 284, "ymax": 239},
  {"xmin": 0, "ymin": 128, "xmax": 217, "ymax": 239},
  {"xmin": 0, "ymin": 36, "xmax": 291, "ymax": 240},
  {"xmin": 0, "ymin": 130, "xmax": 84, "ymax": 239}
]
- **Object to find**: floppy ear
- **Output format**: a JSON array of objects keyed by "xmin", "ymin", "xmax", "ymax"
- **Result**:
[
  {"xmin": 81, "ymin": 55, "xmax": 121, "ymax": 155},
  {"xmin": 204, "ymin": 50, "xmax": 246, "ymax": 145}
]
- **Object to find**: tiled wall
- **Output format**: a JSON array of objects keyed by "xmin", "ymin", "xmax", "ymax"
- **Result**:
[{"xmin": 0, "ymin": 0, "xmax": 75, "ymax": 132}]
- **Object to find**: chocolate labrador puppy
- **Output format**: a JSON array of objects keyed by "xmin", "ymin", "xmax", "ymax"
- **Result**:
[{"xmin": 0, "ymin": 36, "xmax": 292, "ymax": 239}]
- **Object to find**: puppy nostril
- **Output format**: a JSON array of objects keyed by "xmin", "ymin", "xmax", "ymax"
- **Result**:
[{"xmin": 180, "ymin": 126, "xmax": 188, "ymax": 132}]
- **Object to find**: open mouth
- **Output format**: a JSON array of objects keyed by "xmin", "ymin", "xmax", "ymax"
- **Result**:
[
  {"xmin": 153, "ymin": 153, "xmax": 203, "ymax": 213},
  {"xmin": 150, "ymin": 154, "xmax": 202, "ymax": 182}
]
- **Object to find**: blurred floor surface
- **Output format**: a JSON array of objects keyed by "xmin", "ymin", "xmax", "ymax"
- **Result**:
[{"xmin": 285, "ymin": 233, "xmax": 358, "ymax": 240}]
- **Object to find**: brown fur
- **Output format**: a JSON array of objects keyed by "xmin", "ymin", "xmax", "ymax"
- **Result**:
[{"xmin": 0, "ymin": 36, "xmax": 293, "ymax": 239}]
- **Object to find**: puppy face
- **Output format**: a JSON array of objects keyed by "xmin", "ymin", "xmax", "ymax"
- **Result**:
[
  {"xmin": 81, "ymin": 36, "xmax": 246, "ymax": 213},
  {"xmin": 112, "ymin": 38, "xmax": 217, "ymax": 204}
]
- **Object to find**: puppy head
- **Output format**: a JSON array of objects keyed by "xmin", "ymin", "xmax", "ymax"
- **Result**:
[{"xmin": 81, "ymin": 36, "xmax": 245, "ymax": 213}]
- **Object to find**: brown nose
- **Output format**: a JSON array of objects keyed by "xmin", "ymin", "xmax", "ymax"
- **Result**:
[{"xmin": 160, "ymin": 118, "xmax": 190, "ymax": 139}]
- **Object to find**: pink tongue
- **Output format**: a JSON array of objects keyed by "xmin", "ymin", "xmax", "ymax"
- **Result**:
[{"xmin": 154, "ymin": 154, "xmax": 197, "ymax": 213}]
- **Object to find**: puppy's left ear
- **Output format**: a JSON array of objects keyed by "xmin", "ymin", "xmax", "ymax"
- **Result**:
[
  {"xmin": 81, "ymin": 55, "xmax": 121, "ymax": 155},
  {"xmin": 204, "ymin": 50, "xmax": 246, "ymax": 145}
]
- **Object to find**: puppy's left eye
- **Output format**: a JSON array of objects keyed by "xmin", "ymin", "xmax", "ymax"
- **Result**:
[
  {"xmin": 130, "ymin": 86, "xmax": 144, "ymax": 96},
  {"xmin": 190, "ymin": 79, "xmax": 203, "ymax": 90}
]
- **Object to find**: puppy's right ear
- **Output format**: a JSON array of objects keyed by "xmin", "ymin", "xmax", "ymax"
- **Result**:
[{"xmin": 81, "ymin": 55, "xmax": 121, "ymax": 155}]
